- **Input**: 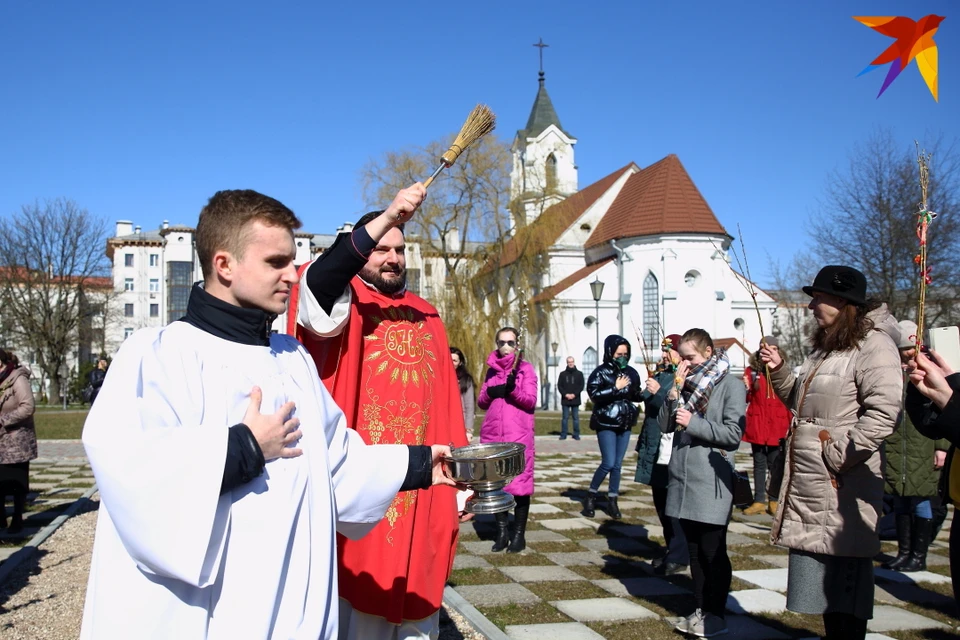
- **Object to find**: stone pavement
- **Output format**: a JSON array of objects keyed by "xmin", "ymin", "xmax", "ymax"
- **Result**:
[
  {"xmin": 0, "ymin": 441, "xmax": 96, "ymax": 566},
  {"xmin": 449, "ymin": 438, "xmax": 959, "ymax": 639}
]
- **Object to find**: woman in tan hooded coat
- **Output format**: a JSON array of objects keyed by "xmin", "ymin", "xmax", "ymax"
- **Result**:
[
  {"xmin": 0, "ymin": 349, "xmax": 37, "ymax": 533},
  {"xmin": 761, "ymin": 266, "xmax": 902, "ymax": 640}
]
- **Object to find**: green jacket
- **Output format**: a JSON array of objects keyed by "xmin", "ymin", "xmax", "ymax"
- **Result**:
[{"xmin": 884, "ymin": 381, "xmax": 948, "ymax": 497}]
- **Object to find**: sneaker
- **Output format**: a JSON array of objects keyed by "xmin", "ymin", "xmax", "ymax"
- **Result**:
[
  {"xmin": 559, "ymin": 436, "xmax": 567, "ymax": 440},
  {"xmin": 573, "ymin": 435, "xmax": 581, "ymax": 440},
  {"xmin": 688, "ymin": 611, "xmax": 728, "ymax": 637},
  {"xmin": 674, "ymin": 609, "xmax": 703, "ymax": 634}
]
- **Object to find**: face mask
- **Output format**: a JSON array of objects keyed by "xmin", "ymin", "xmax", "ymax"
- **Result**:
[{"xmin": 614, "ymin": 356, "xmax": 629, "ymax": 369}]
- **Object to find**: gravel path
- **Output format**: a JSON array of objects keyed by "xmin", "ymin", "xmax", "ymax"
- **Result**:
[
  {"xmin": 0, "ymin": 497, "xmax": 98, "ymax": 640},
  {"xmin": 0, "ymin": 495, "xmax": 485, "ymax": 639}
]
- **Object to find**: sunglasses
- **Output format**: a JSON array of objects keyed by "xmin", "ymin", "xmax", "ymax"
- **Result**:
[{"xmin": 497, "ymin": 340, "xmax": 517, "ymax": 348}]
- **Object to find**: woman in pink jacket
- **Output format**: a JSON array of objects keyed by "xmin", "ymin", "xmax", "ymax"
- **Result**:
[{"xmin": 478, "ymin": 326, "xmax": 538, "ymax": 553}]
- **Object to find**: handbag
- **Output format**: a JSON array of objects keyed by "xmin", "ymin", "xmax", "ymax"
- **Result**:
[
  {"xmin": 82, "ymin": 384, "xmax": 94, "ymax": 403},
  {"xmin": 720, "ymin": 449, "xmax": 753, "ymax": 508}
]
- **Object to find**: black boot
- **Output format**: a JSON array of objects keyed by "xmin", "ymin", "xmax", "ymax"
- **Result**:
[
  {"xmin": 898, "ymin": 517, "xmax": 932, "ymax": 572},
  {"xmin": 6, "ymin": 490, "xmax": 25, "ymax": 534},
  {"xmin": 507, "ymin": 498, "xmax": 529, "ymax": 553},
  {"xmin": 883, "ymin": 514, "xmax": 912, "ymax": 570},
  {"xmin": 607, "ymin": 496, "xmax": 622, "ymax": 520},
  {"xmin": 583, "ymin": 492, "xmax": 596, "ymax": 518},
  {"xmin": 0, "ymin": 493, "xmax": 7, "ymax": 530},
  {"xmin": 491, "ymin": 511, "xmax": 510, "ymax": 552}
]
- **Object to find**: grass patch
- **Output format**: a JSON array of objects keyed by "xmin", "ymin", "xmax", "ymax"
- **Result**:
[
  {"xmin": 34, "ymin": 410, "xmax": 88, "ymax": 439},
  {"xmin": 526, "ymin": 541, "xmax": 582, "ymax": 553},
  {"xmin": 479, "ymin": 601, "xmax": 571, "ymax": 629},
  {"xmin": 484, "ymin": 553, "xmax": 554, "ymax": 567},
  {"xmin": 587, "ymin": 618, "xmax": 688, "ymax": 639},
  {"xmin": 730, "ymin": 555, "xmax": 781, "ymax": 571},
  {"xmin": 447, "ymin": 568, "xmax": 510, "ymax": 586},
  {"xmin": 524, "ymin": 580, "xmax": 612, "ymax": 602},
  {"xmin": 561, "ymin": 527, "xmax": 605, "ymax": 541}
]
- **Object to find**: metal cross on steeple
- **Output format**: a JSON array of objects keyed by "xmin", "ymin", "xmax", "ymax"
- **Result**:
[{"xmin": 533, "ymin": 37, "xmax": 549, "ymax": 80}]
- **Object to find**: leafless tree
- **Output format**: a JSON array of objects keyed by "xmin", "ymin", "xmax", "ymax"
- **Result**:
[{"xmin": 0, "ymin": 199, "xmax": 112, "ymax": 402}]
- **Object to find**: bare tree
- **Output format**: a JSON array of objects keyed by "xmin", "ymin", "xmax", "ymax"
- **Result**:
[
  {"xmin": 767, "ymin": 253, "xmax": 820, "ymax": 368},
  {"xmin": 0, "ymin": 199, "xmax": 112, "ymax": 402},
  {"xmin": 808, "ymin": 129, "xmax": 960, "ymax": 325}
]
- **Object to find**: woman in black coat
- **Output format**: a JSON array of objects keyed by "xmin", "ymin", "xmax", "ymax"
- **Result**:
[{"xmin": 583, "ymin": 334, "xmax": 643, "ymax": 519}]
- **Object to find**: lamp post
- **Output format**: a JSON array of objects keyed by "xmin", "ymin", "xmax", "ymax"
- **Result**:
[
  {"xmin": 551, "ymin": 341, "xmax": 559, "ymax": 410},
  {"xmin": 590, "ymin": 277, "xmax": 605, "ymax": 364}
]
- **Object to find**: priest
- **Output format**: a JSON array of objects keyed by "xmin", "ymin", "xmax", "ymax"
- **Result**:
[
  {"xmin": 287, "ymin": 183, "xmax": 467, "ymax": 639},
  {"xmin": 80, "ymin": 188, "xmax": 454, "ymax": 640}
]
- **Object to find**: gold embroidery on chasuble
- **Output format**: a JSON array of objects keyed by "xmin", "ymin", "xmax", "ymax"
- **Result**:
[{"xmin": 358, "ymin": 306, "xmax": 437, "ymax": 543}]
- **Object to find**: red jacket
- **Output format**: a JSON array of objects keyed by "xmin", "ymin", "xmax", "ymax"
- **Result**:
[{"xmin": 743, "ymin": 366, "xmax": 791, "ymax": 445}]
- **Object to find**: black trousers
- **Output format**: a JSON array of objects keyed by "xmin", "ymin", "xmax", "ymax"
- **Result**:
[
  {"xmin": 652, "ymin": 485, "xmax": 678, "ymax": 556},
  {"xmin": 680, "ymin": 519, "xmax": 731, "ymax": 617},
  {"xmin": 751, "ymin": 443, "xmax": 780, "ymax": 502}
]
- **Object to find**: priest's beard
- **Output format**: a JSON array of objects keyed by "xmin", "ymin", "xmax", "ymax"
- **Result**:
[{"xmin": 362, "ymin": 264, "xmax": 406, "ymax": 295}]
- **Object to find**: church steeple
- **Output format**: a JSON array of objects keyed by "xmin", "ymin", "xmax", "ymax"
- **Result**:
[{"xmin": 510, "ymin": 38, "xmax": 578, "ymax": 228}]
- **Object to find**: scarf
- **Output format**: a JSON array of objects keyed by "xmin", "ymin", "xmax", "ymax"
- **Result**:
[
  {"xmin": 679, "ymin": 348, "xmax": 730, "ymax": 418},
  {"xmin": 0, "ymin": 363, "xmax": 15, "ymax": 388}
]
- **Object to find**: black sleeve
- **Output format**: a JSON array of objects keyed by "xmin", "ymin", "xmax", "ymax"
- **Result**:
[
  {"xmin": 305, "ymin": 227, "xmax": 378, "ymax": 315},
  {"xmin": 220, "ymin": 423, "xmax": 266, "ymax": 495},
  {"xmin": 400, "ymin": 445, "xmax": 433, "ymax": 491},
  {"xmin": 906, "ymin": 375, "xmax": 960, "ymax": 446},
  {"xmin": 574, "ymin": 372, "xmax": 585, "ymax": 394}
]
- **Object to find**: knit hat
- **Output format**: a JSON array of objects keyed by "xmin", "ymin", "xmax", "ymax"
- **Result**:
[
  {"xmin": 662, "ymin": 334, "xmax": 682, "ymax": 351},
  {"xmin": 897, "ymin": 320, "xmax": 919, "ymax": 350},
  {"xmin": 760, "ymin": 336, "xmax": 779, "ymax": 348}
]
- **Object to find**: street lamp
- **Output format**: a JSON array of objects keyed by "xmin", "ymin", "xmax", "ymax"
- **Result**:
[
  {"xmin": 590, "ymin": 277, "xmax": 605, "ymax": 363},
  {"xmin": 551, "ymin": 341, "xmax": 559, "ymax": 410}
]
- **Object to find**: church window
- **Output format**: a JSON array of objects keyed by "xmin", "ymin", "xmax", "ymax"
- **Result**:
[
  {"xmin": 643, "ymin": 273, "xmax": 660, "ymax": 342},
  {"xmin": 684, "ymin": 270, "xmax": 701, "ymax": 287},
  {"xmin": 545, "ymin": 154, "xmax": 558, "ymax": 192},
  {"xmin": 582, "ymin": 346, "xmax": 598, "ymax": 381}
]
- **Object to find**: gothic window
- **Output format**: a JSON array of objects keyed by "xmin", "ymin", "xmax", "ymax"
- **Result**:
[
  {"xmin": 582, "ymin": 346, "xmax": 598, "ymax": 381},
  {"xmin": 545, "ymin": 153, "xmax": 558, "ymax": 192},
  {"xmin": 643, "ymin": 273, "xmax": 660, "ymax": 342}
]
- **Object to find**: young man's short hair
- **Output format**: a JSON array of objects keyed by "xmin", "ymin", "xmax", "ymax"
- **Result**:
[
  {"xmin": 355, "ymin": 210, "xmax": 405, "ymax": 233},
  {"xmin": 196, "ymin": 190, "xmax": 302, "ymax": 279}
]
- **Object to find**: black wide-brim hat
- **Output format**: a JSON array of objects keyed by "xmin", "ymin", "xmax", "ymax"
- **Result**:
[{"xmin": 802, "ymin": 265, "xmax": 868, "ymax": 305}]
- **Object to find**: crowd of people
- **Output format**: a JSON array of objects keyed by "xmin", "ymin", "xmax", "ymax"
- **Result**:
[{"xmin": 52, "ymin": 173, "xmax": 953, "ymax": 640}]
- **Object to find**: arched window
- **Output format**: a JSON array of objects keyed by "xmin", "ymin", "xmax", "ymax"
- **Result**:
[
  {"xmin": 582, "ymin": 346, "xmax": 598, "ymax": 382},
  {"xmin": 545, "ymin": 154, "xmax": 558, "ymax": 192},
  {"xmin": 643, "ymin": 273, "xmax": 660, "ymax": 344}
]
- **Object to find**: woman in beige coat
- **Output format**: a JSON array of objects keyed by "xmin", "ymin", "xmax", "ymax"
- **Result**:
[
  {"xmin": 0, "ymin": 349, "xmax": 37, "ymax": 534},
  {"xmin": 761, "ymin": 266, "xmax": 902, "ymax": 640}
]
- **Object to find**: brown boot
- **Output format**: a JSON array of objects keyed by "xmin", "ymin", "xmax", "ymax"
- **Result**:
[
  {"xmin": 743, "ymin": 501, "xmax": 766, "ymax": 515},
  {"xmin": 767, "ymin": 501, "xmax": 779, "ymax": 516}
]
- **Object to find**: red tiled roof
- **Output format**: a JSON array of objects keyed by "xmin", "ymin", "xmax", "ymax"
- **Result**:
[
  {"xmin": 488, "ymin": 164, "xmax": 635, "ymax": 271},
  {"xmin": 586, "ymin": 155, "xmax": 728, "ymax": 249},
  {"xmin": 714, "ymin": 337, "xmax": 748, "ymax": 354},
  {"xmin": 531, "ymin": 257, "xmax": 614, "ymax": 303}
]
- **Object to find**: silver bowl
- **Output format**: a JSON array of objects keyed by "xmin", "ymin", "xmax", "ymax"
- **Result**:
[{"xmin": 445, "ymin": 442, "xmax": 526, "ymax": 514}]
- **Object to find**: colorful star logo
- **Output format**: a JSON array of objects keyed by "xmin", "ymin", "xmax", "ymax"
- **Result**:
[{"xmin": 854, "ymin": 15, "xmax": 944, "ymax": 101}]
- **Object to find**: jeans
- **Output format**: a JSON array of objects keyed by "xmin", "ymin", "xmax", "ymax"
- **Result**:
[
  {"xmin": 892, "ymin": 495, "xmax": 933, "ymax": 519},
  {"xmin": 561, "ymin": 405, "xmax": 580, "ymax": 438},
  {"xmin": 751, "ymin": 443, "xmax": 780, "ymax": 502},
  {"xmin": 681, "ymin": 519, "xmax": 732, "ymax": 618},
  {"xmin": 589, "ymin": 429, "xmax": 632, "ymax": 496}
]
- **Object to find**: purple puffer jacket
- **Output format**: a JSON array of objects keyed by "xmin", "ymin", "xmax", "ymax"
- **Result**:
[{"xmin": 478, "ymin": 351, "xmax": 537, "ymax": 496}]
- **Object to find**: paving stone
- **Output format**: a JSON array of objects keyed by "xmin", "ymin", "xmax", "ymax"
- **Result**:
[
  {"xmin": 551, "ymin": 597, "xmax": 658, "ymax": 622},
  {"xmin": 0, "ymin": 547, "xmax": 20, "ymax": 562},
  {"xmin": 505, "ymin": 622, "xmax": 605, "ymax": 640},
  {"xmin": 753, "ymin": 554, "xmax": 790, "ymax": 568},
  {"xmin": 538, "ymin": 481, "xmax": 579, "ymax": 489},
  {"xmin": 612, "ymin": 500, "xmax": 649, "ymax": 511},
  {"xmin": 728, "ymin": 521, "xmax": 771, "ymax": 535},
  {"xmin": 452, "ymin": 555, "xmax": 492, "ymax": 570},
  {"xmin": 922, "ymin": 553, "xmax": 950, "ymax": 566},
  {"xmin": 529, "ymin": 503, "xmax": 564, "ymax": 514},
  {"xmin": 722, "ymin": 615, "xmax": 792, "ymax": 639},
  {"xmin": 877, "ymin": 581, "xmax": 955, "ymax": 606},
  {"xmin": 591, "ymin": 577, "xmax": 689, "ymax": 597},
  {"xmin": 540, "ymin": 518, "xmax": 600, "ymax": 531},
  {"xmin": 455, "ymin": 583, "xmax": 540, "ymax": 608},
  {"xmin": 726, "ymin": 588, "xmax": 787, "ymax": 614},
  {"xmin": 534, "ymin": 495, "xmax": 578, "ymax": 504},
  {"xmin": 460, "ymin": 541, "xmax": 502, "ymax": 555},
  {"xmin": 27, "ymin": 483, "xmax": 57, "ymax": 491},
  {"xmin": 874, "ymin": 567, "xmax": 952, "ymax": 586},
  {"xmin": 732, "ymin": 568, "xmax": 789, "ymax": 592},
  {"xmin": 867, "ymin": 604, "xmax": 951, "ymax": 632},
  {"xmin": 609, "ymin": 523, "xmax": 663, "ymax": 539},
  {"xmin": 545, "ymin": 552, "xmax": 609, "ymax": 567},
  {"xmin": 498, "ymin": 565, "xmax": 586, "ymax": 583},
  {"xmin": 524, "ymin": 530, "xmax": 570, "ymax": 542},
  {"xmin": 726, "ymin": 531, "xmax": 765, "ymax": 546},
  {"xmin": 578, "ymin": 537, "xmax": 649, "ymax": 556}
]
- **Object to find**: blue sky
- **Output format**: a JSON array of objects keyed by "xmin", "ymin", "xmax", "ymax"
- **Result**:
[{"xmin": 1, "ymin": 1, "xmax": 955, "ymax": 286}]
